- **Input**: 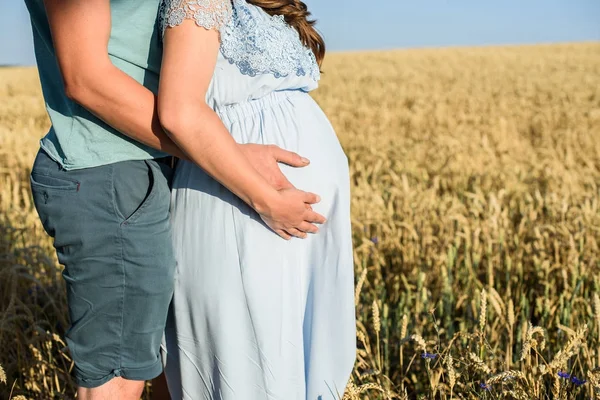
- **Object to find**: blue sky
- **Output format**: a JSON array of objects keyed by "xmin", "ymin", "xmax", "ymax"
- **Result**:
[{"xmin": 2, "ymin": 0, "xmax": 599, "ymax": 66}]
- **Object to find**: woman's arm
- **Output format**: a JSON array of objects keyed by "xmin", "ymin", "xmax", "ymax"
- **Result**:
[{"xmin": 158, "ymin": 19, "xmax": 325, "ymax": 239}]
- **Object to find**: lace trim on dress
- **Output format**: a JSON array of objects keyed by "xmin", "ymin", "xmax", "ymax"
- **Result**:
[
  {"xmin": 160, "ymin": 0, "xmax": 320, "ymax": 81},
  {"xmin": 220, "ymin": 0, "xmax": 320, "ymax": 81},
  {"xmin": 160, "ymin": 0, "xmax": 233, "ymax": 33}
]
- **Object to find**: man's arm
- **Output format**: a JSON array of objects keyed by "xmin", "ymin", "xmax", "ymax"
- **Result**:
[
  {"xmin": 43, "ymin": 0, "xmax": 310, "ymax": 189},
  {"xmin": 43, "ymin": 0, "xmax": 186, "ymax": 158}
]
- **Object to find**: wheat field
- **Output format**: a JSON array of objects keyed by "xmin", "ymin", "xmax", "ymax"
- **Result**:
[{"xmin": 1, "ymin": 42, "xmax": 600, "ymax": 399}]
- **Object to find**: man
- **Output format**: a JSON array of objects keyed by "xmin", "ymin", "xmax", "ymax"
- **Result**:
[{"xmin": 25, "ymin": 0, "xmax": 324, "ymax": 398}]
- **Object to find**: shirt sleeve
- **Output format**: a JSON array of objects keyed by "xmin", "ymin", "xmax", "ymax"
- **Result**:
[{"xmin": 161, "ymin": 0, "xmax": 233, "ymax": 35}]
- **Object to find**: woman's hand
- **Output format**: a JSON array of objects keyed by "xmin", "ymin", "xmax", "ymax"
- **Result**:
[
  {"xmin": 257, "ymin": 188, "xmax": 327, "ymax": 240},
  {"xmin": 239, "ymin": 143, "xmax": 327, "ymax": 239}
]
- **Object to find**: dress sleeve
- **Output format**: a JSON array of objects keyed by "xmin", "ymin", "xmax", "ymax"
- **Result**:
[{"xmin": 161, "ymin": 0, "xmax": 233, "ymax": 35}]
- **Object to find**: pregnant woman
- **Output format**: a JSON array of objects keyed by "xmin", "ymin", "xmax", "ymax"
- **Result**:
[{"xmin": 158, "ymin": 0, "xmax": 356, "ymax": 398}]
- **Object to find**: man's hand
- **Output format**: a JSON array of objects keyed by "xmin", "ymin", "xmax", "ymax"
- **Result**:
[{"xmin": 238, "ymin": 144, "xmax": 310, "ymax": 190}]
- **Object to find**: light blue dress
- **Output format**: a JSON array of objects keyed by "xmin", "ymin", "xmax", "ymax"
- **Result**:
[{"xmin": 160, "ymin": 1, "xmax": 356, "ymax": 399}]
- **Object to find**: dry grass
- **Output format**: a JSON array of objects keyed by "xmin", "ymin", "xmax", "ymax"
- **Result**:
[{"xmin": 1, "ymin": 42, "xmax": 600, "ymax": 399}]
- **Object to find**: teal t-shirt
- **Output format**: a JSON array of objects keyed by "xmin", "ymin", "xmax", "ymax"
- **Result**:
[{"xmin": 24, "ymin": 0, "xmax": 168, "ymax": 170}]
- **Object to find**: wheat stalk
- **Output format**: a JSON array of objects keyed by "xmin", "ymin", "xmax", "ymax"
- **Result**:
[
  {"xmin": 400, "ymin": 314, "xmax": 408, "ymax": 339},
  {"xmin": 487, "ymin": 370, "xmax": 528, "ymax": 384},
  {"xmin": 0, "ymin": 364, "xmax": 6, "ymax": 384},
  {"xmin": 468, "ymin": 352, "xmax": 492, "ymax": 375},
  {"xmin": 549, "ymin": 324, "xmax": 588, "ymax": 370},
  {"xmin": 354, "ymin": 267, "xmax": 368, "ymax": 306},
  {"xmin": 520, "ymin": 322, "xmax": 533, "ymax": 361},
  {"xmin": 372, "ymin": 300, "xmax": 381, "ymax": 334},
  {"xmin": 445, "ymin": 353, "xmax": 456, "ymax": 396},
  {"xmin": 410, "ymin": 334, "xmax": 427, "ymax": 353}
]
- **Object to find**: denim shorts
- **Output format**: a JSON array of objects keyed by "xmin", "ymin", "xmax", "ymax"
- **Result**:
[{"xmin": 30, "ymin": 149, "xmax": 176, "ymax": 388}]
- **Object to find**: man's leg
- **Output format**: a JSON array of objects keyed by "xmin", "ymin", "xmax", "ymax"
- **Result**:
[
  {"xmin": 30, "ymin": 150, "xmax": 175, "ymax": 396},
  {"xmin": 78, "ymin": 378, "xmax": 144, "ymax": 400}
]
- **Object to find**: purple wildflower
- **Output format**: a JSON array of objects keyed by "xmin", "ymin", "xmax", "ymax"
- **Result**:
[
  {"xmin": 371, "ymin": 236, "xmax": 379, "ymax": 244},
  {"xmin": 479, "ymin": 382, "xmax": 491, "ymax": 391},
  {"xmin": 558, "ymin": 371, "xmax": 570, "ymax": 379},
  {"xmin": 421, "ymin": 352, "xmax": 437, "ymax": 360},
  {"xmin": 571, "ymin": 376, "xmax": 586, "ymax": 386}
]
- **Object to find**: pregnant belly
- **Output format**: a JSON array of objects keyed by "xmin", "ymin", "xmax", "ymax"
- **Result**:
[{"xmin": 217, "ymin": 91, "xmax": 350, "ymax": 194}]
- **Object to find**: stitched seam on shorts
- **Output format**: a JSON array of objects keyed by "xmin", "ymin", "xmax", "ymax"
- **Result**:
[
  {"xmin": 117, "ymin": 227, "xmax": 126, "ymax": 371},
  {"xmin": 110, "ymin": 163, "xmax": 127, "ymax": 370}
]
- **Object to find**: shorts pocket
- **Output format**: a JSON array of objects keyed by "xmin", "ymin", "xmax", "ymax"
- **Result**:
[
  {"xmin": 30, "ymin": 173, "xmax": 80, "ymax": 238},
  {"xmin": 30, "ymin": 173, "xmax": 80, "ymax": 192},
  {"xmin": 112, "ymin": 160, "xmax": 158, "ymax": 225}
]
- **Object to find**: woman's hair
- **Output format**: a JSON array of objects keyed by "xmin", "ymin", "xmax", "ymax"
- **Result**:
[{"xmin": 246, "ymin": 0, "xmax": 325, "ymax": 66}]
